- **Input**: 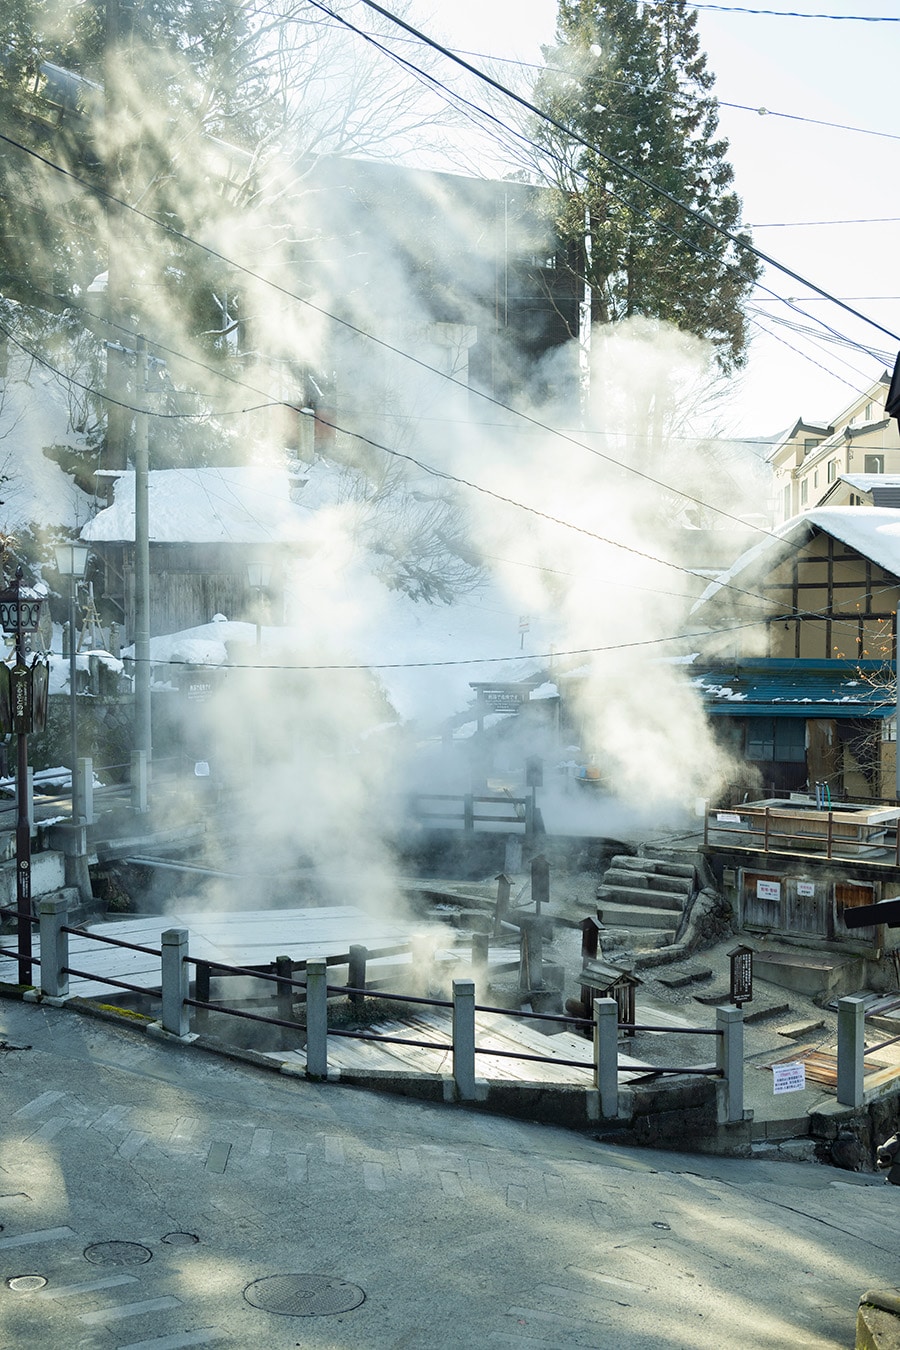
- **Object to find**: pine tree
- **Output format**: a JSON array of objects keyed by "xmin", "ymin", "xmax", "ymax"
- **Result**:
[{"xmin": 533, "ymin": 0, "xmax": 760, "ymax": 372}]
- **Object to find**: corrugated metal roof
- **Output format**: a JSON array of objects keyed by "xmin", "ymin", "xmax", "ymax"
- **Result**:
[{"xmin": 692, "ymin": 660, "xmax": 895, "ymax": 719}]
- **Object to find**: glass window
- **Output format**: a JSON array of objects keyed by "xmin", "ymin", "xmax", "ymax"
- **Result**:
[
  {"xmin": 746, "ymin": 718, "xmax": 806, "ymax": 763},
  {"xmin": 800, "ymin": 479, "xmax": 808, "ymax": 504},
  {"xmin": 827, "ymin": 460, "xmax": 837, "ymax": 483},
  {"xmin": 864, "ymin": 454, "xmax": 884, "ymax": 474}
]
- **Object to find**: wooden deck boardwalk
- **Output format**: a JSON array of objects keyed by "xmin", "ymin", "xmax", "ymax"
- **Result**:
[
  {"xmin": 269, "ymin": 1006, "xmax": 655, "ymax": 1085},
  {"xmin": 0, "ymin": 905, "xmax": 458, "ymax": 1000}
]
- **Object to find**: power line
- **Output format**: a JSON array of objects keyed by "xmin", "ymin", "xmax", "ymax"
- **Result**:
[
  {"xmin": 668, "ymin": 3, "xmax": 899, "ymax": 19},
  {"xmin": 300, "ymin": 1, "xmax": 893, "ymax": 399},
  {"xmin": 122, "ymin": 618, "xmax": 770, "ymax": 672},
  {"xmin": 348, "ymin": 0, "xmax": 899, "ymax": 345},
  {"xmin": 749, "ymin": 217, "xmax": 900, "ymax": 228},
  {"xmin": 0, "ymin": 132, "xmax": 803, "ymax": 555},
  {"xmin": 723, "ymin": 104, "xmax": 900, "ymax": 142}
]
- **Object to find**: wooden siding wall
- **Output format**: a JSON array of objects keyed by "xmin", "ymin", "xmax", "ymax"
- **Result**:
[
  {"xmin": 104, "ymin": 544, "xmax": 285, "ymax": 640},
  {"xmin": 766, "ymin": 532, "xmax": 900, "ymax": 661}
]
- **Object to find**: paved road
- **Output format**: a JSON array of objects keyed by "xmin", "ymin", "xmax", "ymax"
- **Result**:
[{"xmin": 0, "ymin": 997, "xmax": 897, "ymax": 1350}]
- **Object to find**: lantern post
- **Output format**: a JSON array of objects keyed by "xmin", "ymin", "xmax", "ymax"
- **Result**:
[{"xmin": 0, "ymin": 568, "xmax": 47, "ymax": 985}]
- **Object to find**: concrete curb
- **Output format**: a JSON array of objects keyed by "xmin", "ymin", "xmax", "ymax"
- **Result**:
[{"xmin": 858, "ymin": 1289, "xmax": 900, "ymax": 1350}]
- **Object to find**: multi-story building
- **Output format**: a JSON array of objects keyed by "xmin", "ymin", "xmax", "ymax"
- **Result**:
[{"xmin": 769, "ymin": 373, "xmax": 900, "ymax": 525}]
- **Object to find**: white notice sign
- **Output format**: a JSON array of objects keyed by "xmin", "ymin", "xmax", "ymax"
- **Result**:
[
  {"xmin": 797, "ymin": 881, "xmax": 816, "ymax": 898},
  {"xmin": 773, "ymin": 1062, "xmax": 806, "ymax": 1094},
  {"xmin": 717, "ymin": 812, "xmax": 742, "ymax": 824},
  {"xmin": 757, "ymin": 879, "xmax": 782, "ymax": 901}
]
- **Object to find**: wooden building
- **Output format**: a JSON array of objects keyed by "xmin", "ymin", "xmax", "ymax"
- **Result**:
[
  {"xmin": 691, "ymin": 507, "xmax": 900, "ymax": 801},
  {"xmin": 81, "ymin": 465, "xmax": 321, "ymax": 641}
]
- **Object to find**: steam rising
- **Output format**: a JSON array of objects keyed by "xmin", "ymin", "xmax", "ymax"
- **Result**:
[{"xmin": 1, "ymin": 5, "xmax": 763, "ymax": 905}]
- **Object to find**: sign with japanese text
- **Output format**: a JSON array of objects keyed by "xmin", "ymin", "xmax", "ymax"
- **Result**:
[
  {"xmin": 757, "ymin": 879, "xmax": 781, "ymax": 901},
  {"xmin": 773, "ymin": 1062, "xmax": 806, "ymax": 1094}
]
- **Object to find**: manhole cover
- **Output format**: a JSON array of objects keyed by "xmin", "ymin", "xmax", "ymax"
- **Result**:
[
  {"xmin": 7, "ymin": 1275, "xmax": 48, "ymax": 1292},
  {"xmin": 84, "ymin": 1241, "xmax": 153, "ymax": 1267},
  {"xmin": 243, "ymin": 1274, "xmax": 365, "ymax": 1317},
  {"xmin": 161, "ymin": 1232, "xmax": 200, "ymax": 1247}
]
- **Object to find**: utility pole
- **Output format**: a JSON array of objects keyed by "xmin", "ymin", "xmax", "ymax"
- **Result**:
[
  {"xmin": 104, "ymin": 0, "xmax": 127, "ymax": 473},
  {"xmin": 134, "ymin": 337, "xmax": 151, "ymax": 799}
]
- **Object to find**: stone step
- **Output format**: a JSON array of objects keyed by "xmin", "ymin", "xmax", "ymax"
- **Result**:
[
  {"xmin": 609, "ymin": 855, "xmax": 696, "ymax": 881},
  {"xmin": 600, "ymin": 928, "xmax": 677, "ymax": 953},
  {"xmin": 597, "ymin": 901, "xmax": 681, "ymax": 931},
  {"xmin": 602, "ymin": 868, "xmax": 693, "ymax": 897},
  {"xmin": 596, "ymin": 884, "xmax": 685, "ymax": 912}
]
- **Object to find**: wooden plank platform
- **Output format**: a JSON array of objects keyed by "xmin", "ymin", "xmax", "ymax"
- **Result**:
[
  {"xmin": 0, "ymin": 906, "xmax": 456, "ymax": 1000},
  {"xmin": 269, "ymin": 1006, "xmax": 656, "ymax": 1085}
]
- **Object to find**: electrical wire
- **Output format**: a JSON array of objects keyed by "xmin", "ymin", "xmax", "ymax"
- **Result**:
[
  {"xmin": 122, "ymin": 617, "xmax": 773, "ymax": 672},
  {"xmin": 347, "ymin": 0, "xmax": 900, "ymax": 344},
  {"xmin": 298, "ymin": 0, "xmax": 897, "ymax": 391},
  {"xmin": 665, "ymin": 3, "xmax": 899, "ymax": 19},
  {"xmin": 0, "ymin": 137, "xmax": 812, "ymax": 558},
  {"xmin": 1, "ymin": 23, "xmax": 887, "ymax": 451}
]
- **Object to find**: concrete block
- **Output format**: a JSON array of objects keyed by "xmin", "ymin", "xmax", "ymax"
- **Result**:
[
  {"xmin": 857, "ymin": 1290, "xmax": 900, "ymax": 1350},
  {"xmin": 0, "ymin": 851, "xmax": 66, "ymax": 908}
]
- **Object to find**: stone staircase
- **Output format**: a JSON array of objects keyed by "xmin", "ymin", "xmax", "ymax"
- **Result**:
[{"xmin": 596, "ymin": 855, "xmax": 696, "ymax": 947}]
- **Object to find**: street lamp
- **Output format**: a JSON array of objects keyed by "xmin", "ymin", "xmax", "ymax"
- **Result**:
[
  {"xmin": 0, "ymin": 568, "xmax": 47, "ymax": 984},
  {"xmin": 54, "ymin": 543, "xmax": 89, "ymax": 827},
  {"xmin": 246, "ymin": 560, "xmax": 272, "ymax": 651}
]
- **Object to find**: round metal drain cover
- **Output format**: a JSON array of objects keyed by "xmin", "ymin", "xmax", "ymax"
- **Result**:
[
  {"xmin": 161, "ymin": 1232, "xmax": 199, "ymax": 1247},
  {"xmin": 243, "ymin": 1274, "xmax": 365, "ymax": 1317},
  {"xmin": 84, "ymin": 1241, "xmax": 153, "ymax": 1267},
  {"xmin": 7, "ymin": 1275, "xmax": 48, "ymax": 1292}
]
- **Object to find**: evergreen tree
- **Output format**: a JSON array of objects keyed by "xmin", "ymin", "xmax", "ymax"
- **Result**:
[{"xmin": 533, "ymin": 0, "xmax": 760, "ymax": 371}]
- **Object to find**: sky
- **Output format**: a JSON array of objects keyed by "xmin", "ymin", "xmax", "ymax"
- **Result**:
[{"xmin": 406, "ymin": 0, "xmax": 900, "ymax": 441}]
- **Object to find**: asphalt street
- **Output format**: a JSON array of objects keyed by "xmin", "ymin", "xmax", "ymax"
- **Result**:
[{"xmin": 0, "ymin": 996, "xmax": 897, "ymax": 1350}]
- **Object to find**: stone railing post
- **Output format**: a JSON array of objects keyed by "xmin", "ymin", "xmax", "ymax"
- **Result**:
[
  {"xmin": 131, "ymin": 750, "xmax": 148, "ymax": 813},
  {"xmin": 717, "ymin": 1004, "xmax": 745, "ymax": 1123},
  {"xmin": 837, "ymin": 994, "xmax": 867, "ymax": 1108},
  {"xmin": 593, "ymin": 997, "xmax": 618, "ymax": 1118},
  {"xmin": 305, "ymin": 959, "xmax": 328, "ymax": 1080},
  {"xmin": 452, "ymin": 977, "xmax": 476, "ymax": 1100},
  {"xmin": 78, "ymin": 757, "xmax": 94, "ymax": 826},
  {"xmin": 39, "ymin": 895, "xmax": 69, "ymax": 999},
  {"xmin": 161, "ymin": 927, "xmax": 190, "ymax": 1037}
]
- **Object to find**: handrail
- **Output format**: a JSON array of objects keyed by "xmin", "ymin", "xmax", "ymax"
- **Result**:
[
  {"xmin": 61, "ymin": 926, "xmax": 163, "ymax": 958},
  {"xmin": 10, "ymin": 915, "xmax": 738, "ymax": 1108},
  {"xmin": 63, "ymin": 965, "xmax": 156, "ymax": 996},
  {"xmin": 0, "ymin": 944, "xmax": 40, "ymax": 965}
]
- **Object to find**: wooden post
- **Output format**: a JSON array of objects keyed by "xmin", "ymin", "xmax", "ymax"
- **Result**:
[
  {"xmin": 471, "ymin": 930, "xmax": 488, "ymax": 998},
  {"xmin": 531, "ymin": 853, "xmax": 549, "ymax": 915},
  {"xmin": 348, "ymin": 945, "xmax": 367, "ymax": 1015},
  {"xmin": 275, "ymin": 954, "xmax": 294, "ymax": 1044},
  {"xmin": 463, "ymin": 794, "xmax": 474, "ymax": 834},
  {"xmin": 494, "ymin": 872, "xmax": 511, "ymax": 937},
  {"xmin": 195, "ymin": 960, "xmax": 211, "ymax": 1034},
  {"xmin": 518, "ymin": 915, "xmax": 543, "ymax": 995}
]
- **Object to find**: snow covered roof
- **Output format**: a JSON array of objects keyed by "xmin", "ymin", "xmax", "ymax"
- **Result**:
[
  {"xmin": 82, "ymin": 465, "xmax": 327, "ymax": 544},
  {"xmin": 692, "ymin": 506, "xmax": 900, "ymax": 612}
]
